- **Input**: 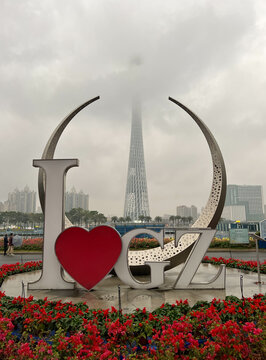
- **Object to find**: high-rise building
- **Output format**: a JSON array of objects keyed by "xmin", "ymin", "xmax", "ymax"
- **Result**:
[
  {"xmin": 176, "ymin": 205, "xmax": 198, "ymax": 221},
  {"xmin": 221, "ymin": 205, "xmax": 246, "ymax": 222},
  {"xmin": 7, "ymin": 186, "xmax": 36, "ymax": 213},
  {"xmin": 124, "ymin": 99, "xmax": 150, "ymax": 221},
  {"xmin": 225, "ymin": 185, "xmax": 264, "ymax": 221},
  {"xmin": 191, "ymin": 205, "xmax": 198, "ymax": 221},
  {"xmin": 65, "ymin": 187, "xmax": 89, "ymax": 212}
]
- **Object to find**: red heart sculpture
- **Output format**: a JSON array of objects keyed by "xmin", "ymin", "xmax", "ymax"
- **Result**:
[{"xmin": 55, "ymin": 226, "xmax": 122, "ymax": 290}]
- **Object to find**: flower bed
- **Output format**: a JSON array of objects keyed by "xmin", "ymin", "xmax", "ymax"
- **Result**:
[
  {"xmin": 0, "ymin": 236, "xmax": 261, "ymax": 251},
  {"xmin": 0, "ymin": 257, "xmax": 265, "ymax": 288},
  {"xmin": 0, "ymin": 261, "xmax": 265, "ymax": 358},
  {"xmin": 18, "ymin": 237, "xmax": 43, "ymax": 250},
  {"xmin": 0, "ymin": 293, "xmax": 265, "ymax": 359},
  {"xmin": 129, "ymin": 237, "xmax": 172, "ymax": 249},
  {"xmin": 209, "ymin": 237, "xmax": 256, "ymax": 249},
  {"xmin": 0, "ymin": 237, "xmax": 43, "ymax": 251},
  {"xmin": 0, "ymin": 261, "xmax": 42, "ymax": 286},
  {"xmin": 203, "ymin": 256, "xmax": 266, "ymax": 274}
]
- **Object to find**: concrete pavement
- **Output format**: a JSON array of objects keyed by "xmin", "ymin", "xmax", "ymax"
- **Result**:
[
  {"xmin": 0, "ymin": 249, "xmax": 265, "ymax": 267},
  {"xmin": 0, "ymin": 249, "xmax": 265, "ymax": 311},
  {"xmin": 1, "ymin": 263, "xmax": 265, "ymax": 312}
]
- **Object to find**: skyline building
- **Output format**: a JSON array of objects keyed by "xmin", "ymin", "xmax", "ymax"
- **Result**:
[
  {"xmin": 124, "ymin": 99, "xmax": 150, "ymax": 221},
  {"xmin": 224, "ymin": 184, "xmax": 264, "ymax": 221},
  {"xmin": 7, "ymin": 186, "xmax": 36, "ymax": 213},
  {"xmin": 176, "ymin": 205, "xmax": 198, "ymax": 221},
  {"xmin": 65, "ymin": 187, "xmax": 89, "ymax": 212},
  {"xmin": 221, "ymin": 205, "xmax": 246, "ymax": 222},
  {"xmin": 0, "ymin": 186, "xmax": 89, "ymax": 214}
]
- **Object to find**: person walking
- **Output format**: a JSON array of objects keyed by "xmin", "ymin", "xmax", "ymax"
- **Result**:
[
  {"xmin": 7, "ymin": 233, "xmax": 14, "ymax": 256},
  {"xmin": 3, "ymin": 234, "xmax": 8, "ymax": 256}
]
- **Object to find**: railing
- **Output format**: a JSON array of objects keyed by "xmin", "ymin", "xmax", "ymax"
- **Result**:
[{"xmin": 248, "ymin": 233, "xmax": 266, "ymax": 284}]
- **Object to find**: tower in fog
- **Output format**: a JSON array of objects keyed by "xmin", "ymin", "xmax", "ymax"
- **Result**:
[{"xmin": 124, "ymin": 99, "xmax": 150, "ymax": 221}]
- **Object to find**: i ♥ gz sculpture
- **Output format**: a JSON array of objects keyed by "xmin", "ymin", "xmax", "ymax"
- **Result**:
[{"xmin": 28, "ymin": 97, "xmax": 227, "ymax": 291}]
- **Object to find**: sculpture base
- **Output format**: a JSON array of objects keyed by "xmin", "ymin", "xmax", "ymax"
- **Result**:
[{"xmin": 1, "ymin": 264, "xmax": 265, "ymax": 312}]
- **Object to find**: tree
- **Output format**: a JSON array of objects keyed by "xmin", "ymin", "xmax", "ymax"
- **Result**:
[
  {"xmin": 118, "ymin": 217, "xmax": 125, "ymax": 223},
  {"xmin": 95, "ymin": 213, "xmax": 107, "ymax": 224},
  {"xmin": 154, "ymin": 216, "xmax": 162, "ymax": 223},
  {"xmin": 111, "ymin": 216, "xmax": 118, "ymax": 224},
  {"xmin": 83, "ymin": 210, "xmax": 91, "ymax": 227},
  {"xmin": 169, "ymin": 215, "xmax": 176, "ymax": 226},
  {"xmin": 67, "ymin": 208, "xmax": 84, "ymax": 225},
  {"xmin": 181, "ymin": 216, "xmax": 188, "ymax": 225},
  {"xmin": 187, "ymin": 216, "xmax": 193, "ymax": 224},
  {"xmin": 125, "ymin": 216, "xmax": 131, "ymax": 223},
  {"xmin": 88, "ymin": 211, "xmax": 99, "ymax": 225},
  {"xmin": 144, "ymin": 216, "xmax": 152, "ymax": 223},
  {"xmin": 33, "ymin": 213, "xmax": 44, "ymax": 226},
  {"xmin": 175, "ymin": 215, "xmax": 181, "ymax": 226},
  {"xmin": 138, "ymin": 215, "xmax": 145, "ymax": 222},
  {"xmin": 85, "ymin": 211, "xmax": 98, "ymax": 225}
]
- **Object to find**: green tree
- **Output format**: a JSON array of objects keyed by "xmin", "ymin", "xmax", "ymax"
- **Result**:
[
  {"xmin": 83, "ymin": 210, "xmax": 91, "ymax": 227},
  {"xmin": 111, "ymin": 216, "xmax": 118, "ymax": 224},
  {"xmin": 34, "ymin": 213, "xmax": 43, "ymax": 226},
  {"xmin": 88, "ymin": 211, "xmax": 99, "ymax": 225},
  {"xmin": 125, "ymin": 216, "xmax": 131, "ymax": 223},
  {"xmin": 175, "ymin": 215, "xmax": 181, "ymax": 226},
  {"xmin": 67, "ymin": 208, "xmax": 85, "ymax": 225},
  {"xmin": 118, "ymin": 217, "xmax": 125, "ymax": 223},
  {"xmin": 154, "ymin": 216, "xmax": 162, "ymax": 223},
  {"xmin": 181, "ymin": 216, "xmax": 188, "ymax": 225},
  {"xmin": 187, "ymin": 216, "xmax": 193, "ymax": 224},
  {"xmin": 95, "ymin": 213, "xmax": 107, "ymax": 224},
  {"xmin": 169, "ymin": 215, "xmax": 175, "ymax": 226},
  {"xmin": 138, "ymin": 215, "xmax": 145, "ymax": 222}
]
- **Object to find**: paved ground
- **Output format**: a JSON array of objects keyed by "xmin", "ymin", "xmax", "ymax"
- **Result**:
[
  {"xmin": 206, "ymin": 249, "xmax": 266, "ymax": 261},
  {"xmin": 0, "ymin": 249, "xmax": 265, "ymax": 311},
  {"xmin": 0, "ymin": 249, "xmax": 265, "ymax": 267},
  {"xmin": 0, "ymin": 253, "xmax": 42, "ymax": 265},
  {"xmin": 2, "ymin": 264, "xmax": 265, "ymax": 311}
]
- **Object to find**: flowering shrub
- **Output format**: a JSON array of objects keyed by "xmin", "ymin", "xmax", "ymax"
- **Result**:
[
  {"xmin": 0, "ymin": 237, "xmax": 43, "ymax": 251},
  {"xmin": 0, "ymin": 261, "xmax": 42, "ymax": 286},
  {"xmin": 130, "ymin": 237, "xmax": 172, "ymax": 249},
  {"xmin": 210, "ymin": 237, "xmax": 256, "ymax": 248},
  {"xmin": 1, "ymin": 237, "xmax": 174, "ymax": 251},
  {"xmin": 0, "ymin": 261, "xmax": 265, "ymax": 358},
  {"xmin": 19, "ymin": 237, "xmax": 43, "ymax": 250},
  {"xmin": 0, "ymin": 293, "xmax": 264, "ymax": 359},
  {"xmin": 203, "ymin": 256, "xmax": 266, "ymax": 274},
  {"xmin": 0, "ymin": 236, "xmax": 260, "ymax": 251}
]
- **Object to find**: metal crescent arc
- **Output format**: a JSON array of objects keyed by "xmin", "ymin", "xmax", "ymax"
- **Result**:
[
  {"xmin": 38, "ymin": 96, "xmax": 226, "ymax": 273},
  {"xmin": 168, "ymin": 97, "xmax": 227, "ymax": 229},
  {"xmin": 128, "ymin": 97, "xmax": 227, "ymax": 273},
  {"xmin": 38, "ymin": 96, "xmax": 100, "ymax": 213}
]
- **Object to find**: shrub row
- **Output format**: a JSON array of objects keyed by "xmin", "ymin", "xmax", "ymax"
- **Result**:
[
  {"xmin": 0, "ymin": 236, "xmax": 261, "ymax": 251},
  {"xmin": 0, "ymin": 292, "xmax": 265, "ymax": 359},
  {"xmin": 203, "ymin": 256, "xmax": 266, "ymax": 274}
]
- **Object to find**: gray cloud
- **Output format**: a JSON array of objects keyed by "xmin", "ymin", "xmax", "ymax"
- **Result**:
[{"xmin": 1, "ymin": 0, "xmax": 265, "ymax": 217}]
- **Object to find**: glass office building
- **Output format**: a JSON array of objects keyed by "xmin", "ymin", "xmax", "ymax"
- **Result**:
[{"xmin": 225, "ymin": 184, "xmax": 264, "ymax": 221}]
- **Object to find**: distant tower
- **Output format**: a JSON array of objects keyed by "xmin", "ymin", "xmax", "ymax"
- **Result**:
[{"xmin": 124, "ymin": 99, "xmax": 150, "ymax": 221}]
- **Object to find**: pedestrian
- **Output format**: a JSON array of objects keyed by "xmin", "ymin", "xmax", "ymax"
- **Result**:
[
  {"xmin": 7, "ymin": 233, "xmax": 14, "ymax": 256},
  {"xmin": 3, "ymin": 234, "xmax": 8, "ymax": 256}
]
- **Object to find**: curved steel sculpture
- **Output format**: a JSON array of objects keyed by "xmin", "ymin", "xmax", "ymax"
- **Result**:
[
  {"xmin": 128, "ymin": 97, "xmax": 226, "ymax": 273},
  {"xmin": 38, "ymin": 96, "xmax": 226, "ymax": 273},
  {"xmin": 38, "ymin": 96, "xmax": 100, "ymax": 216}
]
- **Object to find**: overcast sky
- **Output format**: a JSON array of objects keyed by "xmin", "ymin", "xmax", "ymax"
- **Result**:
[{"xmin": 1, "ymin": 0, "xmax": 266, "ymax": 218}]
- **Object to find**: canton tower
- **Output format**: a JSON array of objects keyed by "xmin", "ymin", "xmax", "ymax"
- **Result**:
[{"xmin": 124, "ymin": 99, "xmax": 150, "ymax": 221}]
